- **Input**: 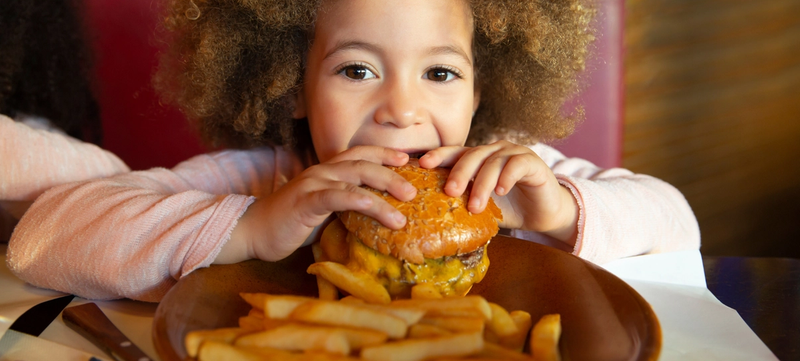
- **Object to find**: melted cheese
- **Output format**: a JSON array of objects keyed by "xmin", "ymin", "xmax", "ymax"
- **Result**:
[{"xmin": 345, "ymin": 232, "xmax": 489, "ymax": 298}]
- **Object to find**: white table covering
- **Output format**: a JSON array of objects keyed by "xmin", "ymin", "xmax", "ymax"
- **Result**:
[{"xmin": 0, "ymin": 245, "xmax": 778, "ymax": 361}]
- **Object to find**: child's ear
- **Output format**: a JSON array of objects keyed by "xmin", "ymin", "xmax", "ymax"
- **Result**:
[{"xmin": 291, "ymin": 89, "xmax": 307, "ymax": 119}]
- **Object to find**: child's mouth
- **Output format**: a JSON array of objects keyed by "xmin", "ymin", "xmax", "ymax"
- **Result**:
[{"xmin": 406, "ymin": 152, "xmax": 426, "ymax": 159}]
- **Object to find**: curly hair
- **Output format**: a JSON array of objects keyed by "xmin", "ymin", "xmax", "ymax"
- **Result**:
[
  {"xmin": 154, "ymin": 0, "xmax": 595, "ymax": 151},
  {"xmin": 0, "ymin": 0, "xmax": 101, "ymax": 144}
]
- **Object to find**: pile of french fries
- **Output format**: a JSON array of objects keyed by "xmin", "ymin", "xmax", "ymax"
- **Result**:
[
  {"xmin": 186, "ymin": 242, "xmax": 561, "ymax": 360},
  {"xmin": 186, "ymin": 289, "xmax": 561, "ymax": 361}
]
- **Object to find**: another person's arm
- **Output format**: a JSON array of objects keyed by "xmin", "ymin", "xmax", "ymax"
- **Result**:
[
  {"xmin": 0, "ymin": 114, "xmax": 129, "ymax": 202},
  {"xmin": 1, "ymin": 114, "xmax": 130, "ymax": 241}
]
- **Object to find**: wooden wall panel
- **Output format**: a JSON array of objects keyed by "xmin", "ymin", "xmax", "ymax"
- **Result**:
[{"xmin": 623, "ymin": 0, "xmax": 800, "ymax": 256}]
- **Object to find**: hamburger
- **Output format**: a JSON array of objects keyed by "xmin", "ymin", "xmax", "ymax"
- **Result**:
[{"xmin": 319, "ymin": 160, "xmax": 503, "ymax": 298}]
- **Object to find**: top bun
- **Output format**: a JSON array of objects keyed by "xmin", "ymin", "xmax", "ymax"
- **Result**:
[{"xmin": 339, "ymin": 160, "xmax": 503, "ymax": 264}]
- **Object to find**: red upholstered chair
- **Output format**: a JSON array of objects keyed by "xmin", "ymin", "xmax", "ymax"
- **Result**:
[
  {"xmin": 83, "ymin": 0, "xmax": 623, "ymax": 170},
  {"xmin": 554, "ymin": 0, "xmax": 624, "ymax": 168},
  {"xmin": 83, "ymin": 0, "xmax": 206, "ymax": 170}
]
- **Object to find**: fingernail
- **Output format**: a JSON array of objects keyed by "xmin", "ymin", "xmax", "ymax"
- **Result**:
[
  {"xmin": 394, "ymin": 211, "xmax": 406, "ymax": 224},
  {"xmin": 469, "ymin": 197, "xmax": 481, "ymax": 210},
  {"xmin": 446, "ymin": 180, "xmax": 457, "ymax": 191},
  {"xmin": 358, "ymin": 196, "xmax": 373, "ymax": 208},
  {"xmin": 496, "ymin": 186, "xmax": 505, "ymax": 195},
  {"xmin": 403, "ymin": 183, "xmax": 416, "ymax": 194}
]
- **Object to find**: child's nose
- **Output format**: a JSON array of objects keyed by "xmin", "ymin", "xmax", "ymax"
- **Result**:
[{"xmin": 373, "ymin": 80, "xmax": 427, "ymax": 128}]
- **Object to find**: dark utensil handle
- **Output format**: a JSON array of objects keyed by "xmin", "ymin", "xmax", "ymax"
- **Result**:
[{"xmin": 62, "ymin": 302, "xmax": 153, "ymax": 361}]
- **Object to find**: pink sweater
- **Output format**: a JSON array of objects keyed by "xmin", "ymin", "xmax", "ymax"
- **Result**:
[
  {"xmin": 6, "ymin": 129, "xmax": 700, "ymax": 302},
  {"xmin": 0, "ymin": 114, "xmax": 129, "ymax": 201},
  {"xmin": 1, "ymin": 114, "xmax": 130, "ymax": 242}
]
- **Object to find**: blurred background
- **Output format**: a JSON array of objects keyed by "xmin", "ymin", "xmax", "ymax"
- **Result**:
[{"xmin": 623, "ymin": 0, "xmax": 800, "ymax": 258}]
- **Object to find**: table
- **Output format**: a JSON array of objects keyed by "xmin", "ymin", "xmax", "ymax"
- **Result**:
[
  {"xmin": 0, "ymin": 247, "xmax": 780, "ymax": 360},
  {"xmin": 704, "ymin": 256, "xmax": 800, "ymax": 361}
]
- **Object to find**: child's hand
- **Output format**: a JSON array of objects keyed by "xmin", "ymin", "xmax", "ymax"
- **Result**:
[
  {"xmin": 217, "ymin": 147, "xmax": 416, "ymax": 264},
  {"xmin": 419, "ymin": 141, "xmax": 579, "ymax": 245}
]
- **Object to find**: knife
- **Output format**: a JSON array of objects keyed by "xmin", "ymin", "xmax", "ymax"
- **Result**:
[
  {"xmin": 8, "ymin": 294, "xmax": 75, "ymax": 336},
  {"xmin": 62, "ymin": 302, "xmax": 154, "ymax": 361}
]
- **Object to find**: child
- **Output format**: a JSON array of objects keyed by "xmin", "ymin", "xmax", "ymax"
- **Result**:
[{"xmin": 7, "ymin": 0, "xmax": 699, "ymax": 302}]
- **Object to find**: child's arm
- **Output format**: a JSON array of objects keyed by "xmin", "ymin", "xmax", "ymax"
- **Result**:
[
  {"xmin": 420, "ymin": 141, "xmax": 700, "ymax": 264},
  {"xmin": 534, "ymin": 143, "xmax": 700, "ymax": 264},
  {"xmin": 6, "ymin": 148, "xmax": 275, "ymax": 301},
  {"xmin": 6, "ymin": 146, "xmax": 414, "ymax": 301}
]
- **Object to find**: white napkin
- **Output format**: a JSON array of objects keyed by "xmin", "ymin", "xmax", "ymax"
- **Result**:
[
  {"xmin": 0, "ymin": 245, "xmax": 68, "ymax": 339},
  {"xmin": 601, "ymin": 250, "xmax": 778, "ymax": 360},
  {"xmin": 0, "ymin": 329, "xmax": 108, "ymax": 361}
]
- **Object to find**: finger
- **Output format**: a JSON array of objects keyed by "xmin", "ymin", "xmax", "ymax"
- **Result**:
[
  {"xmin": 320, "ymin": 160, "xmax": 416, "ymax": 202},
  {"xmin": 444, "ymin": 144, "xmax": 504, "ymax": 197},
  {"xmin": 418, "ymin": 146, "xmax": 468, "ymax": 168},
  {"xmin": 469, "ymin": 155, "xmax": 508, "ymax": 213},
  {"xmin": 307, "ymin": 185, "xmax": 407, "ymax": 229},
  {"xmin": 496, "ymin": 154, "xmax": 541, "ymax": 196},
  {"xmin": 329, "ymin": 146, "xmax": 409, "ymax": 167}
]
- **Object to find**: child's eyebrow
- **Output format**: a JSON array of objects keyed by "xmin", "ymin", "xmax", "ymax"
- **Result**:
[
  {"xmin": 323, "ymin": 40, "xmax": 472, "ymax": 66},
  {"xmin": 323, "ymin": 41, "xmax": 381, "ymax": 61},
  {"xmin": 426, "ymin": 45, "xmax": 473, "ymax": 66}
]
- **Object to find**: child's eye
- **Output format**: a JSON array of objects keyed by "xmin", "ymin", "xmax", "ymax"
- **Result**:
[
  {"xmin": 424, "ymin": 66, "xmax": 462, "ymax": 82},
  {"xmin": 337, "ymin": 64, "xmax": 377, "ymax": 80}
]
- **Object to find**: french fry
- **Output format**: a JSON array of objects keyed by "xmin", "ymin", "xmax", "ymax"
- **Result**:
[
  {"xmin": 235, "ymin": 323, "xmax": 351, "ymax": 355},
  {"xmin": 484, "ymin": 326, "xmax": 499, "ymax": 343},
  {"xmin": 391, "ymin": 296, "xmax": 492, "ymax": 320},
  {"xmin": 311, "ymin": 242, "xmax": 327, "ymax": 262},
  {"xmin": 198, "ymin": 341, "xmax": 292, "ymax": 361},
  {"xmin": 278, "ymin": 352, "xmax": 361, "ymax": 361},
  {"xmin": 419, "ymin": 316, "xmax": 485, "ymax": 334},
  {"xmin": 307, "ymin": 262, "xmax": 390, "ymax": 304},
  {"xmin": 238, "ymin": 314, "xmax": 264, "ymax": 332},
  {"xmin": 239, "ymin": 323, "xmax": 387, "ymax": 351},
  {"xmin": 290, "ymin": 300, "xmax": 407, "ymax": 339},
  {"xmin": 361, "ymin": 331, "xmax": 484, "ymax": 361},
  {"xmin": 339, "ymin": 295, "xmax": 365, "ymax": 304},
  {"xmin": 432, "ymin": 359, "xmax": 511, "ymax": 361},
  {"xmin": 184, "ymin": 328, "xmax": 251, "ymax": 358},
  {"xmin": 317, "ymin": 275, "xmax": 340, "ymax": 301},
  {"xmin": 262, "ymin": 317, "xmax": 290, "ymax": 331},
  {"xmin": 247, "ymin": 308, "xmax": 265, "ymax": 319},
  {"xmin": 501, "ymin": 310, "xmax": 533, "ymax": 351},
  {"xmin": 336, "ymin": 327, "xmax": 388, "ymax": 350},
  {"xmin": 476, "ymin": 342, "xmax": 531, "ymax": 360},
  {"xmin": 320, "ymin": 219, "xmax": 350, "ymax": 264},
  {"xmin": 264, "ymin": 294, "xmax": 316, "ymax": 319},
  {"xmin": 312, "ymin": 241, "xmax": 340, "ymax": 301},
  {"xmin": 240, "ymin": 292, "xmax": 268, "ymax": 311},
  {"xmin": 353, "ymin": 304, "xmax": 425, "ymax": 326},
  {"xmin": 407, "ymin": 323, "xmax": 452, "ymax": 338},
  {"xmin": 530, "ymin": 314, "xmax": 562, "ymax": 361},
  {"xmin": 410, "ymin": 283, "xmax": 443, "ymax": 299},
  {"xmin": 487, "ymin": 302, "xmax": 519, "ymax": 338}
]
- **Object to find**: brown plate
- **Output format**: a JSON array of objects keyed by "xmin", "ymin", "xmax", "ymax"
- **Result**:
[{"xmin": 153, "ymin": 235, "xmax": 661, "ymax": 361}]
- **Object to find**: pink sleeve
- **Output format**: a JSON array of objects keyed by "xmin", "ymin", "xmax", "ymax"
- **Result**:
[
  {"xmin": 0, "ymin": 114, "xmax": 130, "ymax": 201},
  {"xmin": 6, "ymin": 146, "xmax": 304, "ymax": 302},
  {"xmin": 510, "ymin": 143, "xmax": 700, "ymax": 265}
]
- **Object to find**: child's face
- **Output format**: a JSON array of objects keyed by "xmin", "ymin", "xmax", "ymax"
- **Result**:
[{"xmin": 298, "ymin": 0, "xmax": 479, "ymax": 163}]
